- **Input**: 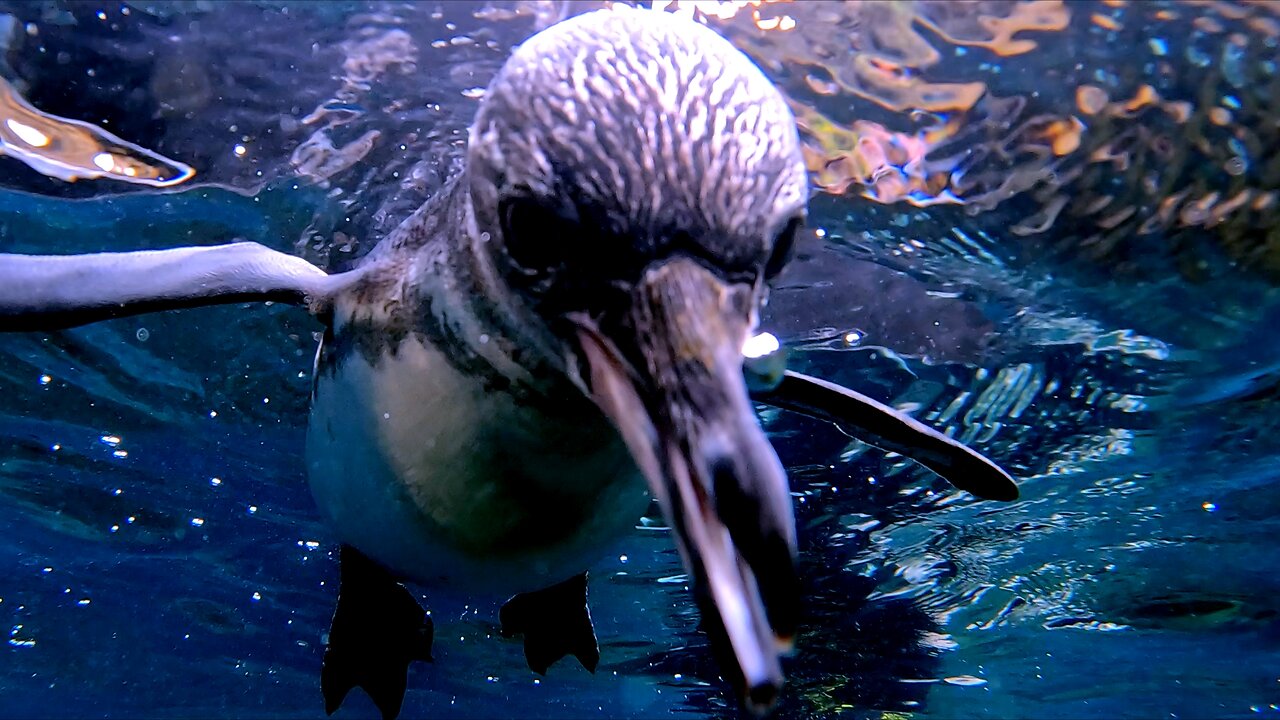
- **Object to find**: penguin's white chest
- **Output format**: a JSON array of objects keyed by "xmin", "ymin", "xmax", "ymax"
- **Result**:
[{"xmin": 305, "ymin": 336, "xmax": 651, "ymax": 594}]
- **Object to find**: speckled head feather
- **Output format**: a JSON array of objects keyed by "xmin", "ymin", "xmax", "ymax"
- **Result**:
[{"xmin": 466, "ymin": 6, "xmax": 808, "ymax": 306}]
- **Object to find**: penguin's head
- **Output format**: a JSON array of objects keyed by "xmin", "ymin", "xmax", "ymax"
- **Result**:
[{"xmin": 467, "ymin": 7, "xmax": 807, "ymax": 710}]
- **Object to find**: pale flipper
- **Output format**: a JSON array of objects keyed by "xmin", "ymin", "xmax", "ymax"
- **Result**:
[
  {"xmin": 500, "ymin": 572, "xmax": 600, "ymax": 676},
  {"xmin": 0, "ymin": 242, "xmax": 351, "ymax": 332},
  {"xmin": 322, "ymin": 545, "xmax": 434, "ymax": 720},
  {"xmin": 751, "ymin": 370, "xmax": 1019, "ymax": 502}
]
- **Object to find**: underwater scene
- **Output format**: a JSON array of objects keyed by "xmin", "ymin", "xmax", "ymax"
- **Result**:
[{"xmin": 0, "ymin": 0, "xmax": 1278, "ymax": 718}]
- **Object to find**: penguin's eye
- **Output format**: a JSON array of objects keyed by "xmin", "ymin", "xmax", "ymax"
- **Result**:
[
  {"xmin": 764, "ymin": 216, "xmax": 802, "ymax": 280},
  {"xmin": 499, "ymin": 195, "xmax": 580, "ymax": 275}
]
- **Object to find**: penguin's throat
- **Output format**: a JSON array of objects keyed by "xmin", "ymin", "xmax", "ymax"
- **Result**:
[{"xmin": 441, "ymin": 187, "xmax": 577, "ymax": 396}]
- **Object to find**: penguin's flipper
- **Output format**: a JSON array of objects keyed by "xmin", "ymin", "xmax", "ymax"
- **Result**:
[
  {"xmin": 751, "ymin": 370, "xmax": 1019, "ymax": 502},
  {"xmin": 322, "ymin": 545, "xmax": 434, "ymax": 720},
  {"xmin": 0, "ymin": 242, "xmax": 357, "ymax": 332},
  {"xmin": 500, "ymin": 571, "xmax": 600, "ymax": 675}
]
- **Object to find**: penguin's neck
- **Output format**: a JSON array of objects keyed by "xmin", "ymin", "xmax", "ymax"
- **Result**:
[{"xmin": 350, "ymin": 174, "xmax": 581, "ymax": 409}]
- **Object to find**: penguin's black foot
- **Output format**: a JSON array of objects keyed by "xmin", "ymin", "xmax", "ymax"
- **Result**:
[
  {"xmin": 500, "ymin": 571, "xmax": 599, "ymax": 675},
  {"xmin": 322, "ymin": 545, "xmax": 434, "ymax": 720}
]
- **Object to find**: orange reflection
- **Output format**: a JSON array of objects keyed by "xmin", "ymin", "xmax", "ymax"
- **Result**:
[{"xmin": 0, "ymin": 76, "xmax": 194, "ymax": 187}]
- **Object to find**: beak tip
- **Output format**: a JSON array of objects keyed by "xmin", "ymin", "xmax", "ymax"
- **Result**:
[{"xmin": 745, "ymin": 680, "xmax": 782, "ymax": 716}]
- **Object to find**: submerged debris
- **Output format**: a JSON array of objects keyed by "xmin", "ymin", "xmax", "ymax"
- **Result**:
[{"xmin": 289, "ymin": 24, "xmax": 417, "ymax": 186}]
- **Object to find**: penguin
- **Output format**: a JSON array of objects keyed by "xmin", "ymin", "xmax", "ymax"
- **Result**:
[{"xmin": 0, "ymin": 7, "xmax": 1017, "ymax": 718}]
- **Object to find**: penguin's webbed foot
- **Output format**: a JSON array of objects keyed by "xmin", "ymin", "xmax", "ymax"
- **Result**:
[
  {"xmin": 500, "ymin": 571, "xmax": 599, "ymax": 675},
  {"xmin": 322, "ymin": 545, "xmax": 434, "ymax": 720}
]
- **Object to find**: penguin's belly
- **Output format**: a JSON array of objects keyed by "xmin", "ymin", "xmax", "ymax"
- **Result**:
[{"xmin": 306, "ymin": 338, "xmax": 650, "ymax": 594}]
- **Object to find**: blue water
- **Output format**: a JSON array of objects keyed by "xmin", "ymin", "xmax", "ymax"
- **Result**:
[{"xmin": 0, "ymin": 1, "xmax": 1278, "ymax": 719}]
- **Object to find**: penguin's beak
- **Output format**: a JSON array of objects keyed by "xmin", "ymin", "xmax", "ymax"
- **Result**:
[{"xmin": 571, "ymin": 256, "xmax": 798, "ymax": 714}]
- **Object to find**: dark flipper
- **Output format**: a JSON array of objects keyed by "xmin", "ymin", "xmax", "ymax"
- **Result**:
[
  {"xmin": 0, "ymin": 242, "xmax": 356, "ymax": 332},
  {"xmin": 322, "ymin": 545, "xmax": 434, "ymax": 720},
  {"xmin": 500, "ymin": 572, "xmax": 600, "ymax": 675},
  {"xmin": 751, "ymin": 370, "xmax": 1019, "ymax": 501}
]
